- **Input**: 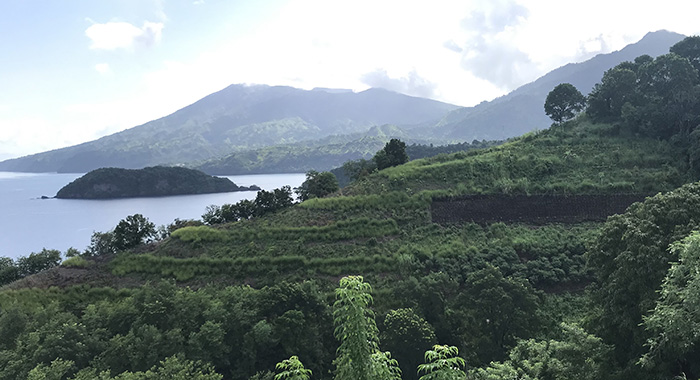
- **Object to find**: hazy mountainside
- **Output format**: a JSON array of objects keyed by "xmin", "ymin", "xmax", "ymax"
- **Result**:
[
  {"xmin": 195, "ymin": 124, "xmax": 436, "ymax": 175},
  {"xmin": 426, "ymin": 30, "xmax": 685, "ymax": 141},
  {"xmin": 0, "ymin": 86, "xmax": 458, "ymax": 173},
  {"xmin": 195, "ymin": 123, "xmax": 501, "ymax": 175}
]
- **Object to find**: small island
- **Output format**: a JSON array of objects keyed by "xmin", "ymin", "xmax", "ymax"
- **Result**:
[{"xmin": 55, "ymin": 166, "xmax": 260, "ymax": 199}]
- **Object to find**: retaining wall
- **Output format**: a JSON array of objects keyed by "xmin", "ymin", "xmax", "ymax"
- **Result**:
[{"xmin": 431, "ymin": 194, "xmax": 649, "ymax": 225}]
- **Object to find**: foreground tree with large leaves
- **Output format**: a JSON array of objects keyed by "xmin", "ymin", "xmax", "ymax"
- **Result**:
[
  {"xmin": 274, "ymin": 356, "xmax": 312, "ymax": 380},
  {"xmin": 332, "ymin": 276, "xmax": 401, "ymax": 380},
  {"xmin": 417, "ymin": 345, "xmax": 466, "ymax": 380}
]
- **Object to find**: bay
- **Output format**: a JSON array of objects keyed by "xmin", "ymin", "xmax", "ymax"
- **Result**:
[{"xmin": 0, "ymin": 172, "xmax": 305, "ymax": 259}]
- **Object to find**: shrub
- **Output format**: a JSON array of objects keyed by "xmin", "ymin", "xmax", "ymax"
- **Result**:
[
  {"xmin": 61, "ymin": 256, "xmax": 91, "ymax": 268},
  {"xmin": 171, "ymin": 226, "xmax": 227, "ymax": 243}
]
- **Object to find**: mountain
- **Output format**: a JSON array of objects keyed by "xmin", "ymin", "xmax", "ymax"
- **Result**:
[
  {"xmin": 424, "ymin": 30, "xmax": 686, "ymax": 141},
  {"xmin": 0, "ymin": 30, "xmax": 685, "ymax": 174},
  {"xmin": 0, "ymin": 86, "xmax": 458, "ymax": 173}
]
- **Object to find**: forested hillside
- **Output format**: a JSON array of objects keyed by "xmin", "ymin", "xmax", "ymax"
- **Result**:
[{"xmin": 3, "ymin": 35, "xmax": 700, "ymax": 380}]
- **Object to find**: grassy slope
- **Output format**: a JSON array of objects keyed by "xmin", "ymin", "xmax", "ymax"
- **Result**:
[
  {"xmin": 347, "ymin": 118, "xmax": 690, "ymax": 196},
  {"xmin": 98, "ymin": 117, "xmax": 697, "ymax": 295}
]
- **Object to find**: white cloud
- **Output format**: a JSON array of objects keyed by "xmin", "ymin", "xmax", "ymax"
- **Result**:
[
  {"xmin": 0, "ymin": 117, "xmax": 72, "ymax": 159},
  {"xmin": 85, "ymin": 21, "xmax": 163, "ymax": 50},
  {"xmin": 361, "ymin": 69, "xmax": 439, "ymax": 99},
  {"xmin": 95, "ymin": 63, "xmax": 111, "ymax": 75}
]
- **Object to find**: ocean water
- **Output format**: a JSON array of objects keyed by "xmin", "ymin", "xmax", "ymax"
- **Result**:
[{"xmin": 0, "ymin": 172, "xmax": 305, "ymax": 259}]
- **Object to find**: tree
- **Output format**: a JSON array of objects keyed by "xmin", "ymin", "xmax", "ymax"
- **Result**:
[
  {"xmin": 641, "ymin": 231, "xmax": 700, "ymax": 378},
  {"xmin": 16, "ymin": 249, "xmax": 62, "ymax": 277},
  {"xmin": 274, "ymin": 356, "xmax": 312, "ymax": 380},
  {"xmin": 333, "ymin": 276, "xmax": 401, "ymax": 380},
  {"xmin": 381, "ymin": 308, "xmax": 437, "ymax": 380},
  {"xmin": 451, "ymin": 265, "xmax": 541, "ymax": 365},
  {"xmin": 587, "ymin": 66, "xmax": 639, "ymax": 123},
  {"xmin": 112, "ymin": 214, "xmax": 156, "ymax": 252},
  {"xmin": 84, "ymin": 231, "xmax": 117, "ymax": 256},
  {"xmin": 27, "ymin": 358, "xmax": 74, "ymax": 380},
  {"xmin": 417, "ymin": 345, "xmax": 466, "ymax": 380},
  {"xmin": 670, "ymin": 35, "xmax": 700, "ymax": 73},
  {"xmin": 341, "ymin": 158, "xmax": 377, "ymax": 183},
  {"xmin": 203, "ymin": 187, "xmax": 294, "ymax": 225},
  {"xmin": 586, "ymin": 182, "xmax": 700, "ymax": 377},
  {"xmin": 296, "ymin": 171, "xmax": 339, "ymax": 201},
  {"xmin": 471, "ymin": 323, "xmax": 614, "ymax": 380},
  {"xmin": 0, "ymin": 256, "xmax": 20, "ymax": 285},
  {"xmin": 0, "ymin": 250, "xmax": 62, "ymax": 286},
  {"xmin": 544, "ymin": 83, "xmax": 585, "ymax": 124},
  {"xmin": 70, "ymin": 355, "xmax": 223, "ymax": 380},
  {"xmin": 254, "ymin": 186, "xmax": 295, "ymax": 217},
  {"xmin": 635, "ymin": 53, "xmax": 699, "ymax": 138},
  {"xmin": 374, "ymin": 139, "xmax": 409, "ymax": 170}
]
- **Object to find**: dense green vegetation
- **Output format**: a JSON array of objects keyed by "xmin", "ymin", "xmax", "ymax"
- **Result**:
[
  {"xmin": 56, "ymin": 166, "xmax": 257, "ymax": 199},
  {"xmin": 5, "ymin": 35, "xmax": 700, "ymax": 380}
]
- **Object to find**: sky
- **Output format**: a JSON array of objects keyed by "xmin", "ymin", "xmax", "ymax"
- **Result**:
[{"xmin": 1, "ymin": 0, "xmax": 699, "ymax": 161}]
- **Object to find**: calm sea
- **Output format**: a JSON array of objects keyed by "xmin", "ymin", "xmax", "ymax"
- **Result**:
[{"xmin": 0, "ymin": 172, "xmax": 305, "ymax": 259}]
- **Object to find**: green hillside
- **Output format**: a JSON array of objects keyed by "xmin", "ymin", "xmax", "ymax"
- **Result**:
[
  {"xmin": 3, "ymin": 35, "xmax": 700, "ymax": 380},
  {"xmin": 346, "ymin": 118, "xmax": 692, "ymax": 196}
]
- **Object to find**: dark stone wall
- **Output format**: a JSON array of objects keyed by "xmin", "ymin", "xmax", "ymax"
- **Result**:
[{"xmin": 431, "ymin": 194, "xmax": 649, "ymax": 225}]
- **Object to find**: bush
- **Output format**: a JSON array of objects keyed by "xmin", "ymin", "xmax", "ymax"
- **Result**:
[
  {"xmin": 61, "ymin": 256, "xmax": 91, "ymax": 268},
  {"xmin": 171, "ymin": 226, "xmax": 227, "ymax": 243}
]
